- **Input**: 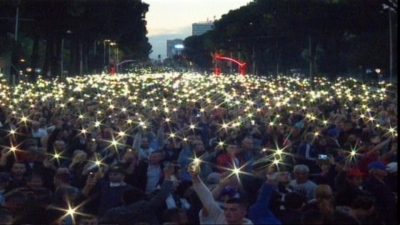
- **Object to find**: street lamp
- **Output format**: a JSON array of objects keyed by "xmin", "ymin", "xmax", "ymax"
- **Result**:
[
  {"xmin": 110, "ymin": 42, "xmax": 117, "ymax": 73},
  {"xmin": 375, "ymin": 68, "xmax": 381, "ymax": 82},
  {"xmin": 103, "ymin": 39, "xmax": 111, "ymax": 67}
]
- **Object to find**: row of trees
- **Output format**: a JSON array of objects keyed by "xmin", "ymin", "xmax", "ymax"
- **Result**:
[
  {"xmin": 183, "ymin": 0, "xmax": 397, "ymax": 79},
  {"xmin": 0, "ymin": 0, "xmax": 151, "ymax": 82}
]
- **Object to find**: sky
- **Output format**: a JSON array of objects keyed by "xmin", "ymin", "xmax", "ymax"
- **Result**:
[{"xmin": 143, "ymin": 0, "xmax": 252, "ymax": 60}]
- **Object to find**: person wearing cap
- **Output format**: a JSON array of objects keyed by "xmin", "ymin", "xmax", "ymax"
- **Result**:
[
  {"xmin": 357, "ymin": 135, "xmax": 392, "ymax": 176},
  {"xmin": 326, "ymin": 128, "xmax": 341, "ymax": 153},
  {"xmin": 98, "ymin": 164, "xmax": 175, "ymax": 225},
  {"xmin": 335, "ymin": 168, "xmax": 366, "ymax": 207},
  {"xmin": 362, "ymin": 161, "xmax": 397, "ymax": 225},
  {"xmin": 206, "ymin": 172, "xmax": 221, "ymax": 190},
  {"xmin": 83, "ymin": 165, "xmax": 133, "ymax": 217}
]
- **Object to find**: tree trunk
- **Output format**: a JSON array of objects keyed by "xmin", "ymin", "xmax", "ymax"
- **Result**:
[{"xmin": 29, "ymin": 36, "xmax": 40, "ymax": 82}]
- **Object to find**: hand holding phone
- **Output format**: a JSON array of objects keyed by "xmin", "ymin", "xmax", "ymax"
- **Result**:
[{"xmin": 318, "ymin": 154, "xmax": 328, "ymax": 160}]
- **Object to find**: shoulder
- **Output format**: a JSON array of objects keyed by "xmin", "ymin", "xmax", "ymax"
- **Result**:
[{"xmin": 306, "ymin": 180, "xmax": 317, "ymax": 187}]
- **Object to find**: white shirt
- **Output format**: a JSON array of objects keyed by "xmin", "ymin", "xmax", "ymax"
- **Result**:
[
  {"xmin": 32, "ymin": 128, "xmax": 48, "ymax": 138},
  {"xmin": 138, "ymin": 147, "xmax": 155, "ymax": 162},
  {"xmin": 146, "ymin": 164, "xmax": 161, "ymax": 194}
]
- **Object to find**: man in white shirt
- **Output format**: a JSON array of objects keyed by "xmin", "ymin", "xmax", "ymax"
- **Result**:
[
  {"xmin": 31, "ymin": 121, "xmax": 48, "ymax": 138},
  {"xmin": 289, "ymin": 164, "xmax": 317, "ymax": 201},
  {"xmin": 189, "ymin": 164, "xmax": 253, "ymax": 225}
]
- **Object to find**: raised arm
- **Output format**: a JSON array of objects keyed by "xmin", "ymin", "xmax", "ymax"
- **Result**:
[
  {"xmin": 133, "ymin": 131, "xmax": 142, "ymax": 151},
  {"xmin": 156, "ymin": 127, "xmax": 165, "ymax": 150},
  {"xmin": 189, "ymin": 163, "xmax": 224, "ymax": 222},
  {"xmin": 148, "ymin": 165, "xmax": 174, "ymax": 209},
  {"xmin": 248, "ymin": 175, "xmax": 280, "ymax": 224}
]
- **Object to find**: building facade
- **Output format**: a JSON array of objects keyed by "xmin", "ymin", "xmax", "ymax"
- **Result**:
[
  {"xmin": 192, "ymin": 22, "xmax": 214, "ymax": 36},
  {"xmin": 166, "ymin": 39, "xmax": 184, "ymax": 58}
]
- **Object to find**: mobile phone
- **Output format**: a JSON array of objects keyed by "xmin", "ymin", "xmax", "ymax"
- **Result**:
[
  {"xmin": 189, "ymin": 163, "xmax": 198, "ymax": 172},
  {"xmin": 318, "ymin": 154, "xmax": 328, "ymax": 160}
]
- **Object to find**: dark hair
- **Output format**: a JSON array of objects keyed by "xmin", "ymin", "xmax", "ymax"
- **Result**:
[
  {"xmin": 301, "ymin": 210, "xmax": 324, "ymax": 224},
  {"xmin": 54, "ymin": 172, "xmax": 71, "ymax": 184},
  {"xmin": 76, "ymin": 214, "xmax": 98, "ymax": 224},
  {"xmin": 26, "ymin": 173, "xmax": 43, "ymax": 183},
  {"xmin": 4, "ymin": 189, "xmax": 28, "ymax": 204},
  {"xmin": 284, "ymin": 192, "xmax": 306, "ymax": 210},
  {"xmin": 121, "ymin": 188, "xmax": 146, "ymax": 205},
  {"xmin": 352, "ymin": 196, "xmax": 375, "ymax": 210},
  {"xmin": 175, "ymin": 180, "xmax": 193, "ymax": 197},
  {"xmin": 150, "ymin": 150, "xmax": 164, "ymax": 155},
  {"xmin": 163, "ymin": 208, "xmax": 185, "ymax": 223},
  {"xmin": 225, "ymin": 197, "xmax": 248, "ymax": 209},
  {"xmin": 0, "ymin": 208, "xmax": 13, "ymax": 224}
]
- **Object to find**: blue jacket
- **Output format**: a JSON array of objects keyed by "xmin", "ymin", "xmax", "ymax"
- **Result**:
[{"xmin": 248, "ymin": 183, "xmax": 282, "ymax": 225}]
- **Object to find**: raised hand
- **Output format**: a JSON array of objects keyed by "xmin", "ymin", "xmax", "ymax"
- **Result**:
[{"xmin": 187, "ymin": 162, "xmax": 201, "ymax": 182}]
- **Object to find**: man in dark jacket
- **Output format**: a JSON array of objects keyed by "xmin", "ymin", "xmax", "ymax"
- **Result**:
[
  {"xmin": 363, "ymin": 161, "xmax": 397, "ymax": 225},
  {"xmin": 98, "ymin": 165, "xmax": 174, "ymax": 225}
]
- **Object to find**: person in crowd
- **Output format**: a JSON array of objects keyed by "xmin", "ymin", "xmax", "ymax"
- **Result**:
[
  {"xmin": 247, "ymin": 172, "xmax": 282, "ymax": 224},
  {"xmin": 189, "ymin": 162, "xmax": 253, "ymax": 224},
  {"xmin": 5, "ymin": 162, "xmax": 27, "ymax": 192},
  {"xmin": 289, "ymin": 164, "xmax": 317, "ymax": 202},
  {"xmin": 335, "ymin": 167, "xmax": 365, "ymax": 207},
  {"xmin": 163, "ymin": 207, "xmax": 189, "ymax": 225},
  {"xmin": 300, "ymin": 209, "xmax": 324, "ymax": 225},
  {"xmin": 1, "ymin": 189, "xmax": 29, "ymax": 223},
  {"xmin": 131, "ymin": 150, "xmax": 165, "ymax": 194},
  {"xmin": 97, "ymin": 165, "xmax": 174, "ymax": 225},
  {"xmin": 0, "ymin": 69, "xmax": 398, "ymax": 225},
  {"xmin": 277, "ymin": 191, "xmax": 306, "ymax": 225},
  {"xmin": 133, "ymin": 133, "xmax": 155, "ymax": 162},
  {"xmin": 385, "ymin": 162, "xmax": 397, "ymax": 194},
  {"xmin": 0, "ymin": 207, "xmax": 13, "ymax": 225},
  {"xmin": 362, "ymin": 161, "xmax": 397, "ymax": 225},
  {"xmin": 357, "ymin": 135, "xmax": 392, "ymax": 175},
  {"xmin": 0, "ymin": 172, "xmax": 11, "ymax": 204},
  {"xmin": 83, "ymin": 165, "xmax": 133, "ymax": 217},
  {"xmin": 162, "ymin": 140, "xmax": 182, "ymax": 162},
  {"xmin": 302, "ymin": 184, "xmax": 335, "ymax": 224},
  {"xmin": 216, "ymin": 140, "xmax": 241, "ymax": 174},
  {"xmin": 296, "ymin": 132, "xmax": 319, "ymax": 173},
  {"xmin": 334, "ymin": 196, "xmax": 376, "ymax": 225},
  {"xmin": 75, "ymin": 214, "xmax": 98, "ymax": 225},
  {"xmin": 31, "ymin": 121, "xmax": 48, "ymax": 139},
  {"xmin": 236, "ymin": 137, "xmax": 256, "ymax": 172}
]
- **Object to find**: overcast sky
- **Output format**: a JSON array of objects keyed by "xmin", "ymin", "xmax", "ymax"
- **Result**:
[{"xmin": 143, "ymin": 0, "xmax": 251, "ymax": 59}]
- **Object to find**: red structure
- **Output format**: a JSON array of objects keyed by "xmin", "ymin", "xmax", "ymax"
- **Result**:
[{"xmin": 213, "ymin": 54, "xmax": 246, "ymax": 75}]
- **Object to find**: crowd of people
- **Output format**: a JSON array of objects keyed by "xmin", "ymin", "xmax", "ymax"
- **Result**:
[{"xmin": 0, "ymin": 73, "xmax": 397, "ymax": 225}]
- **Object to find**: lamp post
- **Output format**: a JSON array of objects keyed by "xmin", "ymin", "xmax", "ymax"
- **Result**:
[
  {"xmin": 389, "ymin": 9, "xmax": 393, "ymax": 83},
  {"xmin": 12, "ymin": 2, "xmax": 20, "ymax": 86},
  {"xmin": 103, "ymin": 39, "xmax": 110, "ymax": 67}
]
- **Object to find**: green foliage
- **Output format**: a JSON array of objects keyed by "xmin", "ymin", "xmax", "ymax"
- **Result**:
[{"xmin": 183, "ymin": 0, "xmax": 395, "ymax": 77}]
